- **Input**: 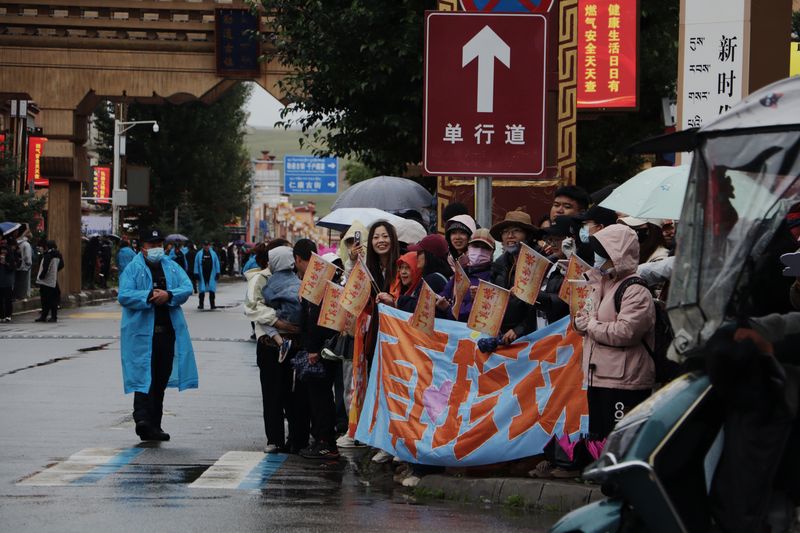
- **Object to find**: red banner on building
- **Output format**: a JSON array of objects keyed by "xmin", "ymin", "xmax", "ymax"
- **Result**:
[
  {"xmin": 26, "ymin": 136, "xmax": 47, "ymax": 185},
  {"xmin": 92, "ymin": 166, "xmax": 111, "ymax": 204},
  {"xmin": 577, "ymin": 0, "xmax": 638, "ymax": 110}
]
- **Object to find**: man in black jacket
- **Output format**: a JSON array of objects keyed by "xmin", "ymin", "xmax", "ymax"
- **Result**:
[
  {"xmin": 490, "ymin": 209, "xmax": 541, "ymax": 343},
  {"xmin": 535, "ymin": 216, "xmax": 571, "ymax": 327},
  {"xmin": 294, "ymin": 238, "xmax": 340, "ymax": 460}
]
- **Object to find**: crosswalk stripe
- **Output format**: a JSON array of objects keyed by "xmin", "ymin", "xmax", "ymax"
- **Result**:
[
  {"xmin": 189, "ymin": 451, "xmax": 286, "ymax": 489},
  {"xmin": 238, "ymin": 454, "xmax": 287, "ymax": 490},
  {"xmin": 18, "ymin": 447, "xmax": 144, "ymax": 486}
]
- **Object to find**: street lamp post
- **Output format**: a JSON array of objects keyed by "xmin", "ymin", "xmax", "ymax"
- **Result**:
[{"xmin": 112, "ymin": 119, "xmax": 159, "ymax": 236}]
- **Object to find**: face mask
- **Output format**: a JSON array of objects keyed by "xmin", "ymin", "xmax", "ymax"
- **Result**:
[
  {"xmin": 145, "ymin": 247, "xmax": 164, "ymax": 263},
  {"xmin": 593, "ymin": 252, "xmax": 608, "ymax": 269},
  {"xmin": 504, "ymin": 243, "xmax": 520, "ymax": 255},
  {"xmin": 467, "ymin": 247, "xmax": 492, "ymax": 265},
  {"xmin": 579, "ymin": 226, "xmax": 591, "ymax": 244}
]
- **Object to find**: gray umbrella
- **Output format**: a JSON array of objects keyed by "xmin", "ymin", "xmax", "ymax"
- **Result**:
[{"xmin": 331, "ymin": 176, "xmax": 433, "ymax": 212}]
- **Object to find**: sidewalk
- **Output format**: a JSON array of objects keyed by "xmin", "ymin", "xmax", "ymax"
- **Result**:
[
  {"xmin": 415, "ymin": 474, "xmax": 602, "ymax": 513},
  {"xmin": 11, "ymin": 288, "xmax": 119, "ymax": 315}
]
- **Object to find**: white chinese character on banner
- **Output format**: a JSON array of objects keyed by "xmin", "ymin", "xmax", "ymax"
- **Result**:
[
  {"xmin": 313, "ymin": 181, "xmax": 321, "ymax": 189},
  {"xmin": 474, "ymin": 124, "xmax": 495, "ymax": 145},
  {"xmin": 296, "ymin": 181, "xmax": 305, "ymax": 189},
  {"xmin": 505, "ymin": 124, "xmax": 525, "ymax": 145},
  {"xmin": 443, "ymin": 123, "xmax": 463, "ymax": 144}
]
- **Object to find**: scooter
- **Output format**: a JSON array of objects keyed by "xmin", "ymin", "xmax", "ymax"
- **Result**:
[{"xmin": 552, "ymin": 75, "xmax": 800, "ymax": 532}]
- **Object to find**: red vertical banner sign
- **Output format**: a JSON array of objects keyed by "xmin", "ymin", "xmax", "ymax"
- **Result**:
[
  {"xmin": 26, "ymin": 136, "xmax": 47, "ymax": 185},
  {"xmin": 577, "ymin": 0, "xmax": 638, "ymax": 109},
  {"xmin": 92, "ymin": 166, "xmax": 111, "ymax": 204}
]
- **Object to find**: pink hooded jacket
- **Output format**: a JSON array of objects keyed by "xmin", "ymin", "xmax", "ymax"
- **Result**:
[{"xmin": 580, "ymin": 224, "xmax": 655, "ymax": 390}]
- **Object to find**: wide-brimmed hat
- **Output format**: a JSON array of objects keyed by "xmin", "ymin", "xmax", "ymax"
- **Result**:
[
  {"xmin": 468, "ymin": 228, "xmax": 495, "ymax": 251},
  {"xmin": 489, "ymin": 209, "xmax": 538, "ymax": 241}
]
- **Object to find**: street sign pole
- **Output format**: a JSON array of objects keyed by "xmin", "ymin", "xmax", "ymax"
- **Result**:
[{"xmin": 475, "ymin": 176, "xmax": 492, "ymax": 229}]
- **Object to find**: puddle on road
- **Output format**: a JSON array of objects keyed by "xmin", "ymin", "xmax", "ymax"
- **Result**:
[{"xmin": 115, "ymin": 464, "xmax": 209, "ymax": 487}]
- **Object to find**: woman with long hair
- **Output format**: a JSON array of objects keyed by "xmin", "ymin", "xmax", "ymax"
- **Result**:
[{"xmin": 366, "ymin": 222, "xmax": 400, "ymax": 295}]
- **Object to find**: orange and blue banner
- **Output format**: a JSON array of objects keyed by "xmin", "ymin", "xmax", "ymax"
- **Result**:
[{"xmin": 355, "ymin": 305, "xmax": 588, "ymax": 466}]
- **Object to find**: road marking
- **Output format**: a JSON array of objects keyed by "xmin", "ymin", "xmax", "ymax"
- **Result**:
[
  {"xmin": 18, "ymin": 447, "xmax": 144, "ymax": 486},
  {"xmin": 190, "ymin": 451, "xmax": 286, "ymax": 490},
  {"xmin": 0, "ymin": 334, "xmax": 252, "ymax": 343}
]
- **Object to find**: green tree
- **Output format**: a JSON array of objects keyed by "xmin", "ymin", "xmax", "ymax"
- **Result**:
[
  {"xmin": 576, "ymin": 2, "xmax": 680, "ymax": 192},
  {"xmin": 343, "ymin": 160, "xmax": 376, "ymax": 186},
  {"xmin": 93, "ymin": 83, "xmax": 253, "ymax": 241},
  {"xmin": 256, "ymin": 0, "xmax": 437, "ymax": 175}
]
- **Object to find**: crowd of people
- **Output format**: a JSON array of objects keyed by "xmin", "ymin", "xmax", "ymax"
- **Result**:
[
  {"xmin": 237, "ymin": 182, "xmax": 800, "ymax": 486},
  {"xmin": 0, "ymin": 225, "xmax": 64, "ymax": 323}
]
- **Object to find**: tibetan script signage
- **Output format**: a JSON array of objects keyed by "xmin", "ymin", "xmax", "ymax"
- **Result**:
[
  {"xmin": 215, "ymin": 8, "xmax": 260, "ymax": 78},
  {"xmin": 577, "ymin": 0, "xmax": 638, "ymax": 110},
  {"xmin": 680, "ymin": 0, "xmax": 745, "ymax": 131}
]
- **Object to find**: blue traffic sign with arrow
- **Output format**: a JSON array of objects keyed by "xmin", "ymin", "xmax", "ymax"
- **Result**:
[{"xmin": 284, "ymin": 155, "xmax": 338, "ymax": 195}]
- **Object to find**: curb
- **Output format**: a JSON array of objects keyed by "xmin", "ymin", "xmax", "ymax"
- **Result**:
[
  {"xmin": 11, "ymin": 289, "xmax": 119, "ymax": 315},
  {"xmin": 415, "ymin": 474, "xmax": 602, "ymax": 513}
]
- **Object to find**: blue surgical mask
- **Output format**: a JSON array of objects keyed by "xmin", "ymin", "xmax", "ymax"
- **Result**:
[
  {"xmin": 593, "ymin": 252, "xmax": 608, "ymax": 269},
  {"xmin": 579, "ymin": 226, "xmax": 591, "ymax": 244},
  {"xmin": 146, "ymin": 247, "xmax": 164, "ymax": 263}
]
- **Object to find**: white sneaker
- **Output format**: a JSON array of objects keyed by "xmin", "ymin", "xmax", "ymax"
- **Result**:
[
  {"xmin": 371, "ymin": 450, "xmax": 392, "ymax": 464},
  {"xmin": 402, "ymin": 475, "xmax": 421, "ymax": 487},
  {"xmin": 263, "ymin": 444, "xmax": 280, "ymax": 454},
  {"xmin": 336, "ymin": 435, "xmax": 365, "ymax": 448}
]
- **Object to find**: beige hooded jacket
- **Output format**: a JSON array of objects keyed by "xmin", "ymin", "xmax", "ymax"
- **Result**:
[
  {"xmin": 243, "ymin": 266, "xmax": 277, "ymax": 339},
  {"xmin": 580, "ymin": 224, "xmax": 656, "ymax": 390}
]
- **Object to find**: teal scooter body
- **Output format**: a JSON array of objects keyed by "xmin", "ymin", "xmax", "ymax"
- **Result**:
[{"xmin": 551, "ymin": 373, "xmax": 715, "ymax": 533}]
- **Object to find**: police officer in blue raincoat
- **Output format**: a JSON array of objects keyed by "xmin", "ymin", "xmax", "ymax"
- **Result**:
[
  {"xmin": 193, "ymin": 240, "xmax": 220, "ymax": 309},
  {"xmin": 119, "ymin": 228, "xmax": 198, "ymax": 441}
]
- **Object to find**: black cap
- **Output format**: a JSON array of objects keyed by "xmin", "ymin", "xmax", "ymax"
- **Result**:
[
  {"xmin": 575, "ymin": 205, "xmax": 618, "ymax": 228},
  {"xmin": 140, "ymin": 228, "xmax": 164, "ymax": 243},
  {"xmin": 544, "ymin": 215, "xmax": 575, "ymax": 238}
]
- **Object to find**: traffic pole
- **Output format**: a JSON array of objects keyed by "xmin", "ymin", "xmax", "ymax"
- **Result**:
[{"xmin": 475, "ymin": 176, "xmax": 492, "ymax": 229}]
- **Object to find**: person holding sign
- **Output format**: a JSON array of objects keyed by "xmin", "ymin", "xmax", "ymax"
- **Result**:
[
  {"xmin": 573, "ymin": 224, "xmax": 655, "ymax": 440},
  {"xmin": 438, "ymin": 229, "xmax": 496, "ymax": 322},
  {"xmin": 490, "ymin": 209, "xmax": 542, "ymax": 344}
]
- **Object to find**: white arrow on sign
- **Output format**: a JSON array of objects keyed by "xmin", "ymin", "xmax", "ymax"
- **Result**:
[
  {"xmin": 328, "ymin": 181, "xmax": 336, "ymax": 188},
  {"xmin": 462, "ymin": 25, "xmax": 511, "ymax": 114}
]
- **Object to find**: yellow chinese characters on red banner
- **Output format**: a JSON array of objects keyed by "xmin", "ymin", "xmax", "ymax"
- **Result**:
[
  {"xmin": 27, "ymin": 137, "xmax": 48, "ymax": 186},
  {"xmin": 340, "ymin": 258, "xmax": 372, "ymax": 317},
  {"xmin": 511, "ymin": 243, "xmax": 551, "ymax": 305},
  {"xmin": 578, "ymin": 0, "xmax": 638, "ymax": 109},
  {"xmin": 451, "ymin": 260, "xmax": 471, "ymax": 319},
  {"xmin": 318, "ymin": 281, "xmax": 356, "ymax": 335},
  {"xmin": 409, "ymin": 281, "xmax": 437, "ymax": 337},
  {"xmin": 558, "ymin": 255, "xmax": 593, "ymax": 303},
  {"xmin": 92, "ymin": 166, "xmax": 110, "ymax": 204},
  {"xmin": 467, "ymin": 280, "xmax": 510, "ymax": 337},
  {"xmin": 568, "ymin": 279, "xmax": 592, "ymax": 318},
  {"xmin": 300, "ymin": 252, "xmax": 337, "ymax": 305}
]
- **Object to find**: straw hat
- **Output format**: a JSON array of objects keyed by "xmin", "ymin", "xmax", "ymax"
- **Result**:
[{"xmin": 489, "ymin": 209, "xmax": 538, "ymax": 240}]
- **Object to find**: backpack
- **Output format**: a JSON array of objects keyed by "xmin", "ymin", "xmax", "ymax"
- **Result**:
[{"xmin": 614, "ymin": 276, "xmax": 680, "ymax": 383}]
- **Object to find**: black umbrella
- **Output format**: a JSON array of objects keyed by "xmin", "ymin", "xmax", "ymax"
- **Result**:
[{"xmin": 331, "ymin": 176, "xmax": 432, "ymax": 212}]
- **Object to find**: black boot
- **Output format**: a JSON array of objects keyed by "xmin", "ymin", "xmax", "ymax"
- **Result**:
[
  {"xmin": 198, "ymin": 292, "xmax": 204, "ymax": 309},
  {"xmin": 210, "ymin": 292, "xmax": 216, "ymax": 310}
]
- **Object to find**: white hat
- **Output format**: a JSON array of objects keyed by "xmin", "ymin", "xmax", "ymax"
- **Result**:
[
  {"xmin": 322, "ymin": 252, "xmax": 342, "ymax": 265},
  {"xmin": 618, "ymin": 216, "xmax": 662, "ymax": 228}
]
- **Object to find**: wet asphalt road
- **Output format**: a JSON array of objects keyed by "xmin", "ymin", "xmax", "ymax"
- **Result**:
[{"xmin": 0, "ymin": 280, "xmax": 557, "ymax": 532}]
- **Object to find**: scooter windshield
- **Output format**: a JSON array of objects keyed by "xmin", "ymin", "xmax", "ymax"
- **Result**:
[{"xmin": 668, "ymin": 131, "xmax": 800, "ymax": 356}]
